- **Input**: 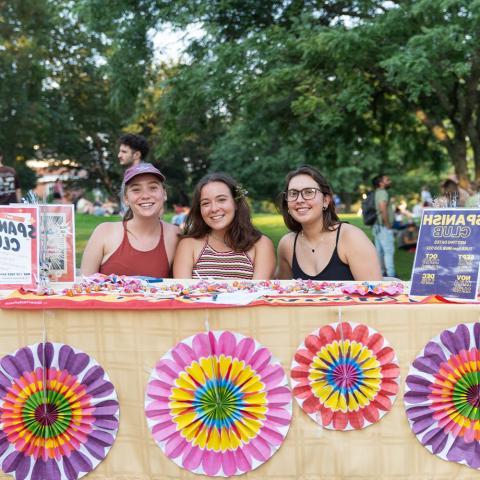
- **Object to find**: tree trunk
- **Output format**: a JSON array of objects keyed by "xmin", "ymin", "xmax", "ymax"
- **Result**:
[
  {"xmin": 470, "ymin": 115, "xmax": 480, "ymax": 182},
  {"xmin": 446, "ymin": 136, "xmax": 469, "ymax": 188}
]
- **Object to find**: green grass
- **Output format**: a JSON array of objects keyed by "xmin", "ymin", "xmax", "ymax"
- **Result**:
[{"xmin": 75, "ymin": 212, "xmax": 414, "ymax": 279}]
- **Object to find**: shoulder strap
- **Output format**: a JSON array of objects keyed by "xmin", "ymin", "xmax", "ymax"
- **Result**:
[
  {"xmin": 335, "ymin": 223, "xmax": 341, "ymax": 246},
  {"xmin": 293, "ymin": 231, "xmax": 300, "ymax": 252}
]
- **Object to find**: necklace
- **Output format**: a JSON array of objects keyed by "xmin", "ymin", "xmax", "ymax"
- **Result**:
[
  {"xmin": 300, "ymin": 230, "xmax": 322, "ymax": 253},
  {"xmin": 209, "ymin": 233, "xmax": 228, "ymax": 246}
]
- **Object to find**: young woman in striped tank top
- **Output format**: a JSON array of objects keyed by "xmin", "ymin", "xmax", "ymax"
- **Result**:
[{"xmin": 173, "ymin": 173, "xmax": 276, "ymax": 280}]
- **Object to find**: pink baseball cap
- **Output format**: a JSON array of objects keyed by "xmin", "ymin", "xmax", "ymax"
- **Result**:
[{"xmin": 123, "ymin": 163, "xmax": 166, "ymax": 184}]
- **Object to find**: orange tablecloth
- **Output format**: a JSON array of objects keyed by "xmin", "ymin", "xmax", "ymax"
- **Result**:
[{"xmin": 0, "ymin": 301, "xmax": 479, "ymax": 479}]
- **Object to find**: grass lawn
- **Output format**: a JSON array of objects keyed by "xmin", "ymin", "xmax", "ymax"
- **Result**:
[{"xmin": 75, "ymin": 212, "xmax": 414, "ymax": 280}]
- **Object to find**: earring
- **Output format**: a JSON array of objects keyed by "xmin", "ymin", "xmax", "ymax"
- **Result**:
[{"xmin": 323, "ymin": 205, "xmax": 327, "ymax": 211}]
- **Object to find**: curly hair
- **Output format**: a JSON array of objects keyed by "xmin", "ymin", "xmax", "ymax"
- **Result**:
[
  {"xmin": 118, "ymin": 133, "xmax": 150, "ymax": 160},
  {"xmin": 278, "ymin": 165, "xmax": 340, "ymax": 232},
  {"xmin": 183, "ymin": 172, "xmax": 261, "ymax": 252}
]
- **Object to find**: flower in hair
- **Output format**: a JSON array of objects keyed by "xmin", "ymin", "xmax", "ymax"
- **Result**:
[{"xmin": 234, "ymin": 184, "xmax": 248, "ymax": 200}]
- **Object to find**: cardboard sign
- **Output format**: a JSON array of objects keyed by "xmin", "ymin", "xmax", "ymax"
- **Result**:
[
  {"xmin": 0, "ymin": 206, "xmax": 39, "ymax": 289},
  {"xmin": 410, "ymin": 208, "xmax": 480, "ymax": 301},
  {"xmin": 40, "ymin": 204, "xmax": 76, "ymax": 282}
]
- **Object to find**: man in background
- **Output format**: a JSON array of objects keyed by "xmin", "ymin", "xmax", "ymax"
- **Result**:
[
  {"xmin": 0, "ymin": 149, "xmax": 21, "ymax": 204},
  {"xmin": 372, "ymin": 174, "xmax": 396, "ymax": 278},
  {"xmin": 117, "ymin": 134, "xmax": 151, "ymax": 214},
  {"xmin": 117, "ymin": 133, "xmax": 150, "ymax": 167}
]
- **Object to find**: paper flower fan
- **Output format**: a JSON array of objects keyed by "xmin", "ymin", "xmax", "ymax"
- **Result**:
[
  {"xmin": 405, "ymin": 322, "xmax": 480, "ymax": 469},
  {"xmin": 291, "ymin": 321, "xmax": 400, "ymax": 430},
  {"xmin": 0, "ymin": 342, "xmax": 119, "ymax": 480},
  {"xmin": 145, "ymin": 330, "xmax": 292, "ymax": 476}
]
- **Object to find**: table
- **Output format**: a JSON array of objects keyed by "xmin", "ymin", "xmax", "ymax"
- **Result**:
[{"xmin": 0, "ymin": 301, "xmax": 479, "ymax": 479}]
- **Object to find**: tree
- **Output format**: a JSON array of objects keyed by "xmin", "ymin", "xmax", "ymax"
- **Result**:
[
  {"xmin": 79, "ymin": 0, "xmax": 478, "ymax": 201},
  {"xmin": 377, "ymin": 0, "xmax": 480, "ymax": 186},
  {"xmin": 1, "ymin": 0, "xmax": 125, "ymax": 194}
]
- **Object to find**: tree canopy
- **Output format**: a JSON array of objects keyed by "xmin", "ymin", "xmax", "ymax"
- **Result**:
[{"xmin": 5, "ymin": 0, "xmax": 480, "ymax": 201}]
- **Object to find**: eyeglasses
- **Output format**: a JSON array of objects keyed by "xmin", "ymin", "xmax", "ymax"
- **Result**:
[{"xmin": 285, "ymin": 187, "xmax": 323, "ymax": 202}]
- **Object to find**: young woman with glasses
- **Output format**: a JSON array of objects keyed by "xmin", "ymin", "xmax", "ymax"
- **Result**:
[
  {"xmin": 277, "ymin": 165, "xmax": 382, "ymax": 280},
  {"xmin": 173, "ymin": 172, "xmax": 276, "ymax": 279}
]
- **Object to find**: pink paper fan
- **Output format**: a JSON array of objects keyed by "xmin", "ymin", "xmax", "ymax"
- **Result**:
[{"xmin": 145, "ymin": 330, "xmax": 292, "ymax": 476}]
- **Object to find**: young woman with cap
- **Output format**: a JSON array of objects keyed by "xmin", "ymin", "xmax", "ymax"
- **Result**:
[
  {"xmin": 277, "ymin": 165, "xmax": 382, "ymax": 281},
  {"xmin": 173, "ymin": 172, "xmax": 275, "ymax": 279},
  {"xmin": 81, "ymin": 163, "xmax": 179, "ymax": 277}
]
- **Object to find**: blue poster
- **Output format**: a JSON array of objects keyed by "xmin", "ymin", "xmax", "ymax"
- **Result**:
[{"xmin": 410, "ymin": 208, "xmax": 480, "ymax": 300}]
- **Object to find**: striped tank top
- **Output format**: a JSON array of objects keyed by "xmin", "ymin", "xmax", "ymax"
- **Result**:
[{"xmin": 192, "ymin": 239, "xmax": 254, "ymax": 280}]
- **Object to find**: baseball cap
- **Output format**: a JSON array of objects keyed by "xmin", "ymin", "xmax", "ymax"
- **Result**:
[{"xmin": 123, "ymin": 163, "xmax": 166, "ymax": 184}]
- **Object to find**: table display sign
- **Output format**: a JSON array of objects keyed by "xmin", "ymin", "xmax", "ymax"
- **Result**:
[
  {"xmin": 40, "ymin": 204, "xmax": 76, "ymax": 282},
  {"xmin": 410, "ymin": 208, "xmax": 480, "ymax": 301},
  {"xmin": 0, "ymin": 206, "xmax": 39, "ymax": 290}
]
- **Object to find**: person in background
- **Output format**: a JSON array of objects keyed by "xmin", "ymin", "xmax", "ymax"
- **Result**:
[
  {"xmin": 117, "ymin": 133, "xmax": 151, "ymax": 215},
  {"xmin": 0, "ymin": 149, "xmax": 21, "ymax": 204},
  {"xmin": 173, "ymin": 172, "xmax": 275, "ymax": 279},
  {"xmin": 372, "ymin": 174, "xmax": 396, "ymax": 278},
  {"xmin": 435, "ymin": 179, "xmax": 461, "ymax": 207},
  {"xmin": 93, "ymin": 202, "xmax": 105, "ymax": 216},
  {"xmin": 465, "ymin": 181, "xmax": 480, "ymax": 208},
  {"xmin": 398, "ymin": 222, "xmax": 419, "ymax": 253},
  {"xmin": 76, "ymin": 196, "xmax": 94, "ymax": 214},
  {"xmin": 171, "ymin": 204, "xmax": 188, "ymax": 230},
  {"xmin": 81, "ymin": 163, "xmax": 179, "ymax": 277},
  {"xmin": 277, "ymin": 165, "xmax": 381, "ymax": 281},
  {"xmin": 412, "ymin": 201, "xmax": 428, "ymax": 220},
  {"xmin": 117, "ymin": 133, "xmax": 150, "ymax": 167},
  {"xmin": 420, "ymin": 185, "xmax": 433, "ymax": 205},
  {"xmin": 53, "ymin": 178, "xmax": 64, "ymax": 200},
  {"xmin": 392, "ymin": 207, "xmax": 407, "ymax": 231},
  {"xmin": 52, "ymin": 192, "xmax": 63, "ymax": 204}
]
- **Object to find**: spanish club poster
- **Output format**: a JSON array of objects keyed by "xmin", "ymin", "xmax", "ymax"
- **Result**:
[{"xmin": 0, "ymin": 206, "xmax": 39, "ymax": 289}]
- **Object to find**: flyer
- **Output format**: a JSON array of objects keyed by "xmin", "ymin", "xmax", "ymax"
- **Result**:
[
  {"xmin": 409, "ymin": 208, "xmax": 480, "ymax": 301},
  {"xmin": 40, "ymin": 204, "xmax": 76, "ymax": 282},
  {"xmin": 0, "ymin": 206, "xmax": 39, "ymax": 289}
]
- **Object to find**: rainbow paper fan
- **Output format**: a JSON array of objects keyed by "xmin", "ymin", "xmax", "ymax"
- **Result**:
[
  {"xmin": 145, "ymin": 330, "xmax": 292, "ymax": 476},
  {"xmin": 291, "ymin": 321, "xmax": 400, "ymax": 430},
  {"xmin": 0, "ymin": 342, "xmax": 119, "ymax": 479},
  {"xmin": 405, "ymin": 322, "xmax": 480, "ymax": 469}
]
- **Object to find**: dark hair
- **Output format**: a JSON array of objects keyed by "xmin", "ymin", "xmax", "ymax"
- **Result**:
[
  {"xmin": 442, "ymin": 179, "xmax": 459, "ymax": 194},
  {"xmin": 122, "ymin": 173, "xmax": 165, "ymax": 221},
  {"xmin": 278, "ymin": 165, "xmax": 339, "ymax": 232},
  {"xmin": 183, "ymin": 172, "xmax": 261, "ymax": 251},
  {"xmin": 372, "ymin": 174, "xmax": 386, "ymax": 188},
  {"xmin": 118, "ymin": 133, "xmax": 150, "ymax": 160}
]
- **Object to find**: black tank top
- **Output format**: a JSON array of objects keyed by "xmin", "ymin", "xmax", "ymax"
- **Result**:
[{"xmin": 291, "ymin": 223, "xmax": 354, "ymax": 281}]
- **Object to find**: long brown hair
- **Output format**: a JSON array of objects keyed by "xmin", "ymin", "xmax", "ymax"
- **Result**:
[
  {"xmin": 278, "ymin": 165, "xmax": 340, "ymax": 232},
  {"xmin": 183, "ymin": 172, "xmax": 261, "ymax": 251}
]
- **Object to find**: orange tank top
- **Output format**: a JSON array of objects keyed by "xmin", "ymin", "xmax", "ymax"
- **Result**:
[{"xmin": 99, "ymin": 222, "xmax": 170, "ymax": 278}]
